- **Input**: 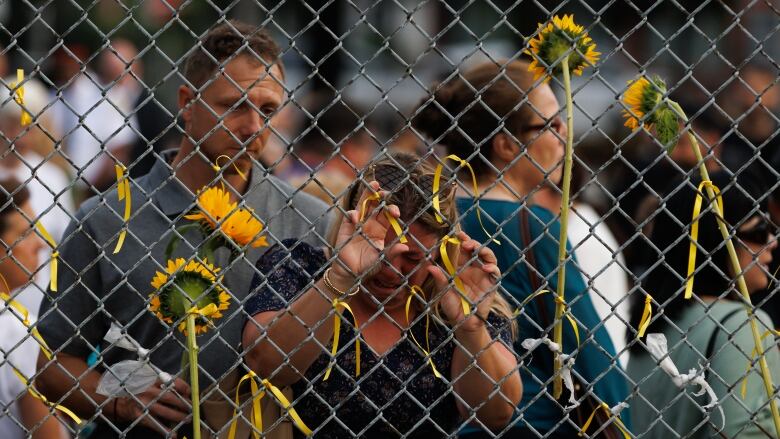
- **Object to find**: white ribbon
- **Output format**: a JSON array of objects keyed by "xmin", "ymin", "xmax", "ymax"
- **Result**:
[
  {"xmin": 97, "ymin": 324, "xmax": 171, "ymax": 396},
  {"xmin": 521, "ymin": 337, "xmax": 579, "ymax": 408},
  {"xmin": 96, "ymin": 360, "xmax": 173, "ymax": 396},
  {"xmin": 645, "ymin": 333, "xmax": 724, "ymax": 426},
  {"xmin": 104, "ymin": 323, "xmax": 150, "ymax": 359}
]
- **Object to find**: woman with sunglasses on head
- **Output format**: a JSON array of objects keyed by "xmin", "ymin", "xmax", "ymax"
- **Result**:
[
  {"xmin": 242, "ymin": 153, "xmax": 521, "ymax": 438},
  {"xmin": 413, "ymin": 60, "xmax": 629, "ymax": 438},
  {"xmin": 627, "ymin": 171, "xmax": 780, "ymax": 438}
]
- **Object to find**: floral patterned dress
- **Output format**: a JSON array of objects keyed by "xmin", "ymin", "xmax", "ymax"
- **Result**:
[{"xmin": 244, "ymin": 239, "xmax": 513, "ymax": 438}]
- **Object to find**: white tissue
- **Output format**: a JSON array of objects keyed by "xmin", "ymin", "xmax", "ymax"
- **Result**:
[
  {"xmin": 521, "ymin": 337, "xmax": 579, "ymax": 408},
  {"xmin": 645, "ymin": 333, "xmax": 724, "ymax": 425},
  {"xmin": 104, "ymin": 323, "xmax": 150, "ymax": 359},
  {"xmin": 96, "ymin": 360, "xmax": 170, "ymax": 396}
]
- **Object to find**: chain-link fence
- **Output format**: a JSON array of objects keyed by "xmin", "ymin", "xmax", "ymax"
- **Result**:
[{"xmin": 1, "ymin": 1, "xmax": 779, "ymax": 438}]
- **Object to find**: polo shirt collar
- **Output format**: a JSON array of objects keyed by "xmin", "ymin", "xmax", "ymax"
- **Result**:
[{"xmin": 145, "ymin": 155, "xmax": 268, "ymax": 217}]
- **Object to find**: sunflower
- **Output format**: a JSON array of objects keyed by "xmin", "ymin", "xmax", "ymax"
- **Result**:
[
  {"xmin": 185, "ymin": 186, "xmax": 268, "ymax": 249},
  {"xmin": 184, "ymin": 186, "xmax": 237, "ymax": 230},
  {"xmin": 622, "ymin": 75, "xmax": 681, "ymax": 149},
  {"xmin": 149, "ymin": 258, "xmax": 230, "ymax": 335},
  {"xmin": 526, "ymin": 14, "xmax": 600, "ymax": 82}
]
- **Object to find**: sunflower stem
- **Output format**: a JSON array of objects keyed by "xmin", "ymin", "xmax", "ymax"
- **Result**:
[
  {"xmin": 552, "ymin": 55, "xmax": 575, "ymax": 400},
  {"xmin": 186, "ymin": 314, "xmax": 202, "ymax": 439},
  {"xmin": 670, "ymin": 100, "xmax": 780, "ymax": 438}
]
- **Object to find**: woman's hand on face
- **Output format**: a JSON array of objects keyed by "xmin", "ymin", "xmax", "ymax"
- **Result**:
[
  {"xmin": 332, "ymin": 181, "xmax": 406, "ymax": 285},
  {"xmin": 428, "ymin": 231, "xmax": 500, "ymax": 332}
]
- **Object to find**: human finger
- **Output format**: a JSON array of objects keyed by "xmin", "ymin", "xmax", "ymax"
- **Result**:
[
  {"xmin": 132, "ymin": 401, "xmax": 177, "ymax": 438},
  {"xmin": 155, "ymin": 387, "xmax": 192, "ymax": 414},
  {"xmin": 355, "ymin": 181, "xmax": 382, "ymax": 221},
  {"xmin": 148, "ymin": 400, "xmax": 191, "ymax": 424}
]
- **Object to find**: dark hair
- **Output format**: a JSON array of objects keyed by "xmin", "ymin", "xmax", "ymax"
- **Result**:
[
  {"xmin": 0, "ymin": 178, "xmax": 30, "ymax": 237},
  {"xmin": 296, "ymin": 94, "xmax": 372, "ymax": 157},
  {"xmin": 183, "ymin": 20, "xmax": 283, "ymax": 88},
  {"xmin": 411, "ymin": 60, "xmax": 537, "ymax": 177},
  {"xmin": 628, "ymin": 171, "xmax": 765, "ymax": 348}
]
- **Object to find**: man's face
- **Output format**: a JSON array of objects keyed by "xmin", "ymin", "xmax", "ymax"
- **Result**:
[{"xmin": 180, "ymin": 55, "xmax": 284, "ymax": 173}]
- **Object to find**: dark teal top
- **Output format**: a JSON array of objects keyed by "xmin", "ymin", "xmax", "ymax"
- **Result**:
[{"xmin": 457, "ymin": 198, "xmax": 630, "ymax": 435}]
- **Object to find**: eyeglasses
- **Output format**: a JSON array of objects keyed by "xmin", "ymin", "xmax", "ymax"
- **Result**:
[{"xmin": 736, "ymin": 216, "xmax": 773, "ymax": 244}]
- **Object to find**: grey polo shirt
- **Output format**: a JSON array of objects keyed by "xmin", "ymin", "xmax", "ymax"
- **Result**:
[{"xmin": 38, "ymin": 157, "xmax": 332, "ymax": 390}]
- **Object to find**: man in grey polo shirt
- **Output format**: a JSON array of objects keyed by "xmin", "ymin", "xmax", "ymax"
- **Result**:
[{"xmin": 36, "ymin": 21, "xmax": 331, "ymax": 438}]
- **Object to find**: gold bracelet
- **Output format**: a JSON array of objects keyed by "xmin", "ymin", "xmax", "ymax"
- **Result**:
[{"xmin": 322, "ymin": 267, "xmax": 358, "ymax": 298}]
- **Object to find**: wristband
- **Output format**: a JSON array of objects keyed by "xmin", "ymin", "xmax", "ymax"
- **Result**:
[{"xmin": 322, "ymin": 268, "xmax": 358, "ymax": 299}]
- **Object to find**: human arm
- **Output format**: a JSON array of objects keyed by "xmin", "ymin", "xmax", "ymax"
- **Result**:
[
  {"xmin": 244, "ymin": 182, "xmax": 402, "ymax": 386},
  {"xmin": 431, "ymin": 232, "xmax": 521, "ymax": 430},
  {"xmin": 18, "ymin": 391, "xmax": 67, "ymax": 439},
  {"xmin": 36, "ymin": 350, "xmax": 192, "ymax": 438}
]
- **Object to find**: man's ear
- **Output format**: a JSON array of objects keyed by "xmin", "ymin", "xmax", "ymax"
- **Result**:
[
  {"xmin": 491, "ymin": 132, "xmax": 520, "ymax": 163},
  {"xmin": 178, "ymin": 85, "xmax": 195, "ymax": 125}
]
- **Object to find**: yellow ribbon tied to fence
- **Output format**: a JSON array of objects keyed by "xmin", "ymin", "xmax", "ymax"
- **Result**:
[
  {"xmin": 214, "ymin": 154, "xmax": 249, "ymax": 182},
  {"xmin": 405, "ymin": 286, "xmax": 442, "ymax": 378},
  {"xmin": 2, "ymin": 275, "xmax": 81, "ymax": 425},
  {"xmin": 227, "ymin": 371, "xmax": 312, "ymax": 439},
  {"xmin": 359, "ymin": 192, "xmax": 407, "ymax": 243},
  {"xmin": 512, "ymin": 289, "xmax": 580, "ymax": 347},
  {"xmin": 432, "ymin": 154, "xmax": 499, "ymax": 245},
  {"xmin": 685, "ymin": 180, "xmax": 723, "ymax": 299},
  {"xmin": 637, "ymin": 294, "xmax": 653, "ymax": 338},
  {"xmin": 323, "ymin": 298, "xmax": 361, "ymax": 380},
  {"xmin": 439, "ymin": 235, "xmax": 471, "ymax": 316},
  {"xmin": 35, "ymin": 221, "xmax": 58, "ymax": 292},
  {"xmin": 113, "ymin": 164, "xmax": 131, "ymax": 254},
  {"xmin": 578, "ymin": 402, "xmax": 631, "ymax": 439},
  {"xmin": 12, "ymin": 69, "xmax": 32, "ymax": 126}
]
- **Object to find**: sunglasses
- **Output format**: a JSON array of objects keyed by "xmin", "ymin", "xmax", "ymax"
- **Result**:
[{"xmin": 736, "ymin": 216, "xmax": 773, "ymax": 244}]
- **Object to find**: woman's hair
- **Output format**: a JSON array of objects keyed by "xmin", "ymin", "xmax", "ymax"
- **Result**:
[
  {"xmin": 329, "ymin": 152, "xmax": 516, "ymax": 336},
  {"xmin": 0, "ymin": 178, "xmax": 29, "ymax": 237},
  {"xmin": 628, "ymin": 170, "xmax": 765, "ymax": 348},
  {"xmin": 411, "ymin": 60, "xmax": 537, "ymax": 177}
]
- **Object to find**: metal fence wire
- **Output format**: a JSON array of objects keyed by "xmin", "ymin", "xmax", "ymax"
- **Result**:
[{"xmin": 0, "ymin": 1, "xmax": 779, "ymax": 438}]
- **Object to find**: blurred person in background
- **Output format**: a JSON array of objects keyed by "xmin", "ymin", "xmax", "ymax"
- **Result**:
[
  {"xmin": 413, "ymin": 59, "xmax": 629, "ymax": 438},
  {"xmin": 534, "ymin": 163, "xmax": 631, "ymax": 367},
  {"xmin": 0, "ymin": 178, "xmax": 68, "ymax": 439},
  {"xmin": 50, "ymin": 42, "xmax": 137, "ymax": 198},
  {"xmin": 96, "ymin": 38, "xmax": 178, "ymax": 181},
  {"xmin": 0, "ymin": 74, "xmax": 74, "ymax": 315},
  {"xmin": 628, "ymin": 171, "xmax": 780, "ymax": 438},
  {"xmin": 719, "ymin": 63, "xmax": 780, "ymax": 176},
  {"xmin": 287, "ymin": 95, "xmax": 378, "ymax": 203}
]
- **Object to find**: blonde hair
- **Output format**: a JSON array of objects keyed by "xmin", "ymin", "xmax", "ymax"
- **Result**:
[{"xmin": 328, "ymin": 152, "xmax": 517, "ymax": 338}]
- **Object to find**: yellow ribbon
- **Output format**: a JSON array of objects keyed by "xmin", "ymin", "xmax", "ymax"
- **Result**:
[
  {"xmin": 554, "ymin": 295, "xmax": 580, "ymax": 347},
  {"xmin": 685, "ymin": 181, "xmax": 723, "ymax": 299},
  {"xmin": 113, "ymin": 164, "xmax": 131, "ymax": 254},
  {"xmin": 405, "ymin": 286, "xmax": 442, "ymax": 378},
  {"xmin": 2, "ymin": 274, "xmax": 78, "ymax": 424},
  {"xmin": 439, "ymin": 235, "xmax": 471, "ymax": 316},
  {"xmin": 578, "ymin": 402, "xmax": 631, "ymax": 439},
  {"xmin": 637, "ymin": 294, "xmax": 653, "ymax": 338},
  {"xmin": 323, "ymin": 298, "xmax": 361, "ymax": 380},
  {"xmin": 189, "ymin": 303, "xmax": 220, "ymax": 318},
  {"xmin": 214, "ymin": 154, "xmax": 248, "ymax": 181},
  {"xmin": 11, "ymin": 367, "xmax": 83, "ymax": 425},
  {"xmin": 12, "ymin": 69, "xmax": 32, "ymax": 126},
  {"xmin": 227, "ymin": 371, "xmax": 312, "ymax": 439},
  {"xmin": 359, "ymin": 193, "xmax": 407, "ymax": 244},
  {"xmin": 35, "ymin": 221, "xmax": 58, "ymax": 292},
  {"xmin": 433, "ymin": 154, "xmax": 499, "ymax": 245},
  {"xmin": 741, "ymin": 329, "xmax": 779, "ymax": 399}
]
